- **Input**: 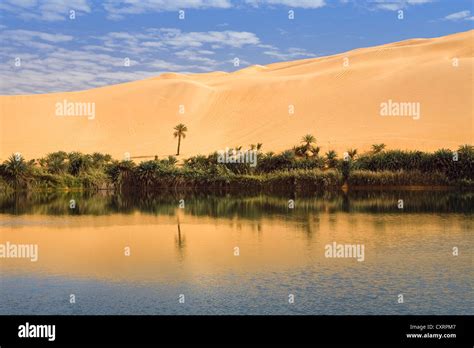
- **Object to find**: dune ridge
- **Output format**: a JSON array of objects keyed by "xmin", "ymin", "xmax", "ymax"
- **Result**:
[{"xmin": 0, "ymin": 30, "xmax": 472, "ymax": 160}]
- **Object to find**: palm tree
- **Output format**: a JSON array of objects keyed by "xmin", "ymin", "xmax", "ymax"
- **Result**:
[
  {"xmin": 458, "ymin": 144, "xmax": 473, "ymax": 154},
  {"xmin": 456, "ymin": 144, "xmax": 473, "ymax": 180},
  {"xmin": 3, "ymin": 154, "xmax": 30, "ymax": 189},
  {"xmin": 371, "ymin": 143, "xmax": 386, "ymax": 154},
  {"xmin": 301, "ymin": 134, "xmax": 316, "ymax": 149},
  {"xmin": 67, "ymin": 152, "xmax": 92, "ymax": 175},
  {"xmin": 91, "ymin": 152, "xmax": 112, "ymax": 168},
  {"xmin": 250, "ymin": 143, "xmax": 263, "ymax": 152},
  {"xmin": 136, "ymin": 161, "xmax": 158, "ymax": 188},
  {"xmin": 116, "ymin": 160, "xmax": 135, "ymax": 187},
  {"xmin": 325, "ymin": 150, "xmax": 338, "ymax": 168},
  {"xmin": 297, "ymin": 134, "xmax": 317, "ymax": 157},
  {"xmin": 39, "ymin": 151, "xmax": 68, "ymax": 174},
  {"xmin": 173, "ymin": 124, "xmax": 188, "ymax": 156},
  {"xmin": 347, "ymin": 148, "xmax": 358, "ymax": 160}
]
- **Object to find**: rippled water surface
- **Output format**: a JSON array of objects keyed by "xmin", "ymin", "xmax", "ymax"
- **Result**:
[{"xmin": 0, "ymin": 191, "xmax": 472, "ymax": 314}]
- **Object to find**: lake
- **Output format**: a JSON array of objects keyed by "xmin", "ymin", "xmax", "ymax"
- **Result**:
[{"xmin": 0, "ymin": 190, "xmax": 472, "ymax": 315}]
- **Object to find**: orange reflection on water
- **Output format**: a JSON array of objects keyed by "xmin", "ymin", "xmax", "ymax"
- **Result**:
[{"xmin": 0, "ymin": 211, "xmax": 470, "ymax": 284}]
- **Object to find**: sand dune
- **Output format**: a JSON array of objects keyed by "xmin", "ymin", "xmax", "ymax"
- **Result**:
[{"xmin": 0, "ymin": 30, "xmax": 472, "ymax": 161}]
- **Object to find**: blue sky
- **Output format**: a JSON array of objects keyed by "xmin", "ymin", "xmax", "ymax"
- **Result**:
[{"xmin": 0, "ymin": 0, "xmax": 472, "ymax": 94}]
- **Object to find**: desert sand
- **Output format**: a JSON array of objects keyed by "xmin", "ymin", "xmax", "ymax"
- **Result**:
[{"xmin": 0, "ymin": 30, "xmax": 472, "ymax": 161}]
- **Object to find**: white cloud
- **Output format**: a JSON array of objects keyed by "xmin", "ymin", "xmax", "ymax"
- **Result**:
[
  {"xmin": 245, "ymin": 0, "xmax": 326, "ymax": 8},
  {"xmin": 103, "ymin": 0, "xmax": 232, "ymax": 20},
  {"xmin": 263, "ymin": 47, "xmax": 316, "ymax": 61},
  {"xmin": 444, "ymin": 10, "xmax": 474, "ymax": 21},
  {"xmin": 173, "ymin": 30, "xmax": 260, "ymax": 48},
  {"xmin": 0, "ymin": 0, "xmax": 232, "ymax": 21},
  {"xmin": 175, "ymin": 50, "xmax": 219, "ymax": 66},
  {"xmin": 100, "ymin": 28, "xmax": 261, "ymax": 50},
  {"xmin": 0, "ymin": 0, "xmax": 91, "ymax": 21},
  {"xmin": 147, "ymin": 59, "xmax": 191, "ymax": 71},
  {"xmin": 3, "ymin": 30, "xmax": 73, "ymax": 43},
  {"xmin": 0, "ymin": 46, "xmax": 155, "ymax": 94},
  {"xmin": 0, "ymin": 27, "xmax": 265, "ymax": 94},
  {"xmin": 370, "ymin": 0, "xmax": 435, "ymax": 11}
]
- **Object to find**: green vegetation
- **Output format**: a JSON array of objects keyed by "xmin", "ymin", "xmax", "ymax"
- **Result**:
[
  {"xmin": 0, "ymin": 152, "xmax": 113, "ymax": 191},
  {"xmin": 352, "ymin": 146, "xmax": 474, "ymax": 181},
  {"xmin": 0, "ymin": 140, "xmax": 472, "ymax": 192}
]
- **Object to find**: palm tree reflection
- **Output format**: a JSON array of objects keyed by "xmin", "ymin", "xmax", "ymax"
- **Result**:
[{"xmin": 175, "ymin": 215, "xmax": 186, "ymax": 261}]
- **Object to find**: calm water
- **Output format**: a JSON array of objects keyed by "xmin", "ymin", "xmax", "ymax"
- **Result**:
[{"xmin": 0, "ymin": 190, "xmax": 472, "ymax": 315}]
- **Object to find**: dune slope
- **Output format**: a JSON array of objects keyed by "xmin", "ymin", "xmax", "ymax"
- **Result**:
[{"xmin": 0, "ymin": 30, "xmax": 472, "ymax": 160}]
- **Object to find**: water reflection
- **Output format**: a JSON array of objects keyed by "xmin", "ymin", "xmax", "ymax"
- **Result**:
[
  {"xmin": 0, "ymin": 190, "xmax": 472, "ymax": 315},
  {"xmin": 175, "ymin": 215, "xmax": 186, "ymax": 262},
  {"xmin": 0, "ymin": 190, "xmax": 472, "ymax": 217}
]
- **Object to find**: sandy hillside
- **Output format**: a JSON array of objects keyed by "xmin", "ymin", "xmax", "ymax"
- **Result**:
[{"xmin": 0, "ymin": 30, "xmax": 472, "ymax": 161}]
